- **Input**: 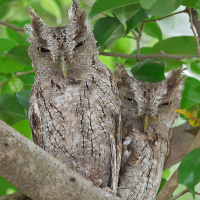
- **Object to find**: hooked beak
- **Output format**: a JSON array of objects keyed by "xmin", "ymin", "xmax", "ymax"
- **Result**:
[
  {"xmin": 59, "ymin": 56, "xmax": 68, "ymax": 78},
  {"xmin": 144, "ymin": 115, "xmax": 150, "ymax": 131}
]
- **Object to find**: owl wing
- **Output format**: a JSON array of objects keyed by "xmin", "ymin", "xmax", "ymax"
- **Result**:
[{"xmin": 28, "ymin": 87, "xmax": 43, "ymax": 148}]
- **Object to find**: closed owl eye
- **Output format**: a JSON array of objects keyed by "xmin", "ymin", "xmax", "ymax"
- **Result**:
[
  {"xmin": 161, "ymin": 101, "xmax": 172, "ymax": 106},
  {"xmin": 125, "ymin": 97, "xmax": 135, "ymax": 103},
  {"xmin": 37, "ymin": 47, "xmax": 50, "ymax": 53},
  {"xmin": 75, "ymin": 41, "xmax": 85, "ymax": 48}
]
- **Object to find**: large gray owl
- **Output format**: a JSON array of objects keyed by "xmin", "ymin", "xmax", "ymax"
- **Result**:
[
  {"xmin": 26, "ymin": 0, "xmax": 121, "ymax": 194},
  {"xmin": 115, "ymin": 65, "xmax": 183, "ymax": 200}
]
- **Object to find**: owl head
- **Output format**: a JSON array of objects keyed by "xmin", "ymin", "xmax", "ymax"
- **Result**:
[
  {"xmin": 115, "ymin": 65, "xmax": 184, "ymax": 135},
  {"xmin": 25, "ymin": 0, "xmax": 97, "ymax": 78}
]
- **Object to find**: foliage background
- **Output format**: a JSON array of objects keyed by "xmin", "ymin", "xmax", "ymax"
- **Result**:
[{"xmin": 0, "ymin": 0, "xmax": 200, "ymax": 199}]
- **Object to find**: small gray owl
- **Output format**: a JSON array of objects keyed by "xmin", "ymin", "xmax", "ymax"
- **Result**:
[
  {"xmin": 26, "ymin": 0, "xmax": 121, "ymax": 194},
  {"xmin": 115, "ymin": 65, "xmax": 183, "ymax": 200}
]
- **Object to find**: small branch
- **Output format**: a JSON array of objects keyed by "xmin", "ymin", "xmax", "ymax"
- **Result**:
[
  {"xmin": 188, "ymin": 8, "xmax": 200, "ymax": 56},
  {"xmin": 156, "ymin": 129, "xmax": 200, "ymax": 200},
  {"xmin": 16, "ymin": 70, "xmax": 35, "ymax": 76},
  {"xmin": 99, "ymin": 51, "xmax": 199, "ymax": 60},
  {"xmin": 170, "ymin": 188, "xmax": 189, "ymax": 200},
  {"xmin": 0, "ymin": 20, "xmax": 24, "ymax": 32},
  {"xmin": 144, "ymin": 9, "xmax": 187, "ymax": 24},
  {"xmin": 0, "ymin": 120, "xmax": 121, "ymax": 200}
]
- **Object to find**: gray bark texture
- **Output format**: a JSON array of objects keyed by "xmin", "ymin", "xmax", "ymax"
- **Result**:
[{"xmin": 0, "ymin": 120, "xmax": 121, "ymax": 200}]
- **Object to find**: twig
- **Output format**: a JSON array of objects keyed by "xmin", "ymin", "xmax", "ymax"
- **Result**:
[
  {"xmin": 171, "ymin": 188, "xmax": 200, "ymax": 200},
  {"xmin": 99, "ymin": 51, "xmax": 199, "ymax": 60},
  {"xmin": 0, "ymin": 20, "xmax": 24, "ymax": 32},
  {"xmin": 188, "ymin": 8, "xmax": 200, "ymax": 56},
  {"xmin": 16, "ymin": 70, "xmax": 35, "ymax": 76},
  {"xmin": 144, "ymin": 9, "xmax": 187, "ymax": 24}
]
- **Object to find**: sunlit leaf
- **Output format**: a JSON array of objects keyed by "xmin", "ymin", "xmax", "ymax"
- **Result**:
[
  {"xmin": 12, "ymin": 120, "xmax": 32, "ymax": 140},
  {"xmin": 93, "ymin": 17, "xmax": 124, "ymax": 51},
  {"xmin": 125, "ymin": 8, "xmax": 148, "ymax": 35},
  {"xmin": 131, "ymin": 58, "xmax": 166, "ymax": 82},
  {"xmin": 178, "ymin": 148, "xmax": 200, "ymax": 198},
  {"xmin": 113, "ymin": 4, "xmax": 141, "ymax": 25},
  {"xmin": 151, "ymin": 36, "xmax": 198, "ymax": 55},
  {"xmin": 0, "ymin": 177, "xmax": 17, "ymax": 197},
  {"xmin": 140, "ymin": 0, "xmax": 182, "ymax": 16},
  {"xmin": 89, "ymin": 0, "xmax": 139, "ymax": 19},
  {"xmin": 175, "ymin": 104, "xmax": 200, "ymax": 127},
  {"xmin": 8, "ymin": 77, "xmax": 23, "ymax": 93}
]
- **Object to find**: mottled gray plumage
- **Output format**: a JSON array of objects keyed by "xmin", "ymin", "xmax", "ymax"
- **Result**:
[
  {"xmin": 26, "ymin": 0, "xmax": 121, "ymax": 194},
  {"xmin": 115, "ymin": 65, "xmax": 183, "ymax": 200}
]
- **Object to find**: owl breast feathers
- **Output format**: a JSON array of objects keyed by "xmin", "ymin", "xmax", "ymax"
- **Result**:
[
  {"xmin": 26, "ymin": 0, "xmax": 121, "ymax": 194},
  {"xmin": 115, "ymin": 65, "xmax": 183, "ymax": 200}
]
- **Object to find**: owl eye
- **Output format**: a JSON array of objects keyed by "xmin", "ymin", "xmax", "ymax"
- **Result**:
[
  {"xmin": 75, "ymin": 41, "xmax": 85, "ymax": 48},
  {"xmin": 161, "ymin": 101, "xmax": 172, "ymax": 106},
  {"xmin": 37, "ymin": 47, "xmax": 50, "ymax": 53},
  {"xmin": 125, "ymin": 97, "xmax": 135, "ymax": 103}
]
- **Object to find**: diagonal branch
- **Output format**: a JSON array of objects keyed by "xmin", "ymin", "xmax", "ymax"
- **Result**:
[
  {"xmin": 0, "ymin": 120, "xmax": 121, "ymax": 200},
  {"xmin": 0, "ymin": 20, "xmax": 24, "ymax": 32},
  {"xmin": 99, "ymin": 51, "xmax": 199, "ymax": 60}
]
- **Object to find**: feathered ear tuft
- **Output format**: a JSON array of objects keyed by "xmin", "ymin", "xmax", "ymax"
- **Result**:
[
  {"xmin": 28, "ymin": 7, "xmax": 46, "ymax": 35},
  {"xmin": 68, "ymin": 0, "xmax": 87, "ymax": 38}
]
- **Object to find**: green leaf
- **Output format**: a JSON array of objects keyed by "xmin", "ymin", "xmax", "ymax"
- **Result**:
[
  {"xmin": 0, "ymin": 93, "xmax": 26, "ymax": 125},
  {"xmin": 178, "ymin": 148, "xmax": 200, "ymax": 198},
  {"xmin": 0, "ymin": 177, "xmax": 17, "ymax": 197},
  {"xmin": 16, "ymin": 90, "xmax": 30, "ymax": 112},
  {"xmin": 191, "ymin": 63, "xmax": 200, "ymax": 74},
  {"xmin": 182, "ymin": 0, "xmax": 198, "ymax": 7},
  {"xmin": 8, "ymin": 77, "xmax": 23, "ymax": 93},
  {"xmin": 93, "ymin": 17, "xmax": 124, "ymax": 51},
  {"xmin": 113, "ymin": 4, "xmax": 141, "ymax": 26},
  {"xmin": 12, "ymin": 120, "xmax": 32, "ymax": 140},
  {"xmin": 125, "ymin": 8, "xmax": 149, "ymax": 35},
  {"xmin": 162, "ymin": 168, "xmax": 171, "ymax": 179},
  {"xmin": 0, "ymin": 0, "xmax": 17, "ymax": 5},
  {"xmin": 0, "ymin": 4, "xmax": 8, "ymax": 19},
  {"xmin": 151, "ymin": 36, "xmax": 198, "ymax": 55},
  {"xmin": 140, "ymin": 0, "xmax": 182, "ymax": 16},
  {"xmin": 0, "ymin": 75, "xmax": 7, "ymax": 83},
  {"xmin": 7, "ymin": 28, "xmax": 28, "ymax": 46},
  {"xmin": 131, "ymin": 58, "xmax": 166, "ymax": 82},
  {"xmin": 41, "ymin": 0, "xmax": 61, "ymax": 19},
  {"xmin": 157, "ymin": 178, "xmax": 167, "ymax": 195},
  {"xmin": 0, "ymin": 38, "xmax": 16, "ymax": 55},
  {"xmin": 143, "ymin": 22, "xmax": 162, "ymax": 40},
  {"xmin": 5, "ymin": 45, "xmax": 31, "ymax": 66},
  {"xmin": 181, "ymin": 77, "xmax": 200, "ymax": 108},
  {"xmin": 88, "ymin": 0, "xmax": 139, "ymax": 19},
  {"xmin": 0, "ymin": 57, "xmax": 24, "ymax": 73}
]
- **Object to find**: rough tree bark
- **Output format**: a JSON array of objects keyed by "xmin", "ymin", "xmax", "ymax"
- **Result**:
[{"xmin": 0, "ymin": 120, "xmax": 121, "ymax": 200}]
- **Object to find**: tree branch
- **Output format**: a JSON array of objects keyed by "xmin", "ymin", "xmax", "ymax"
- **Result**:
[
  {"xmin": 156, "ymin": 129, "xmax": 200, "ymax": 200},
  {"xmin": 0, "ymin": 20, "xmax": 24, "ymax": 32},
  {"xmin": 0, "ymin": 120, "xmax": 121, "ymax": 200},
  {"xmin": 99, "ymin": 52, "xmax": 199, "ymax": 60}
]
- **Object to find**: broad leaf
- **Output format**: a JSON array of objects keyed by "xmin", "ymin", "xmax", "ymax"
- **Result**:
[
  {"xmin": 93, "ymin": 17, "xmax": 124, "ymax": 50},
  {"xmin": 182, "ymin": 0, "xmax": 198, "ymax": 7},
  {"xmin": 181, "ymin": 77, "xmax": 200, "ymax": 108},
  {"xmin": 8, "ymin": 77, "xmax": 24, "ymax": 93},
  {"xmin": 0, "ymin": 177, "xmax": 17, "ymax": 197},
  {"xmin": 16, "ymin": 90, "xmax": 31, "ymax": 112},
  {"xmin": 89, "ymin": 0, "xmax": 139, "ymax": 19},
  {"xmin": 178, "ymin": 148, "xmax": 200, "ymax": 198},
  {"xmin": 131, "ymin": 58, "xmax": 166, "ymax": 82},
  {"xmin": 126, "ymin": 8, "xmax": 148, "ymax": 35},
  {"xmin": 151, "ymin": 36, "xmax": 198, "ymax": 55},
  {"xmin": 140, "ymin": 0, "xmax": 182, "ymax": 16},
  {"xmin": 113, "ymin": 4, "xmax": 141, "ymax": 26},
  {"xmin": 12, "ymin": 120, "xmax": 32, "ymax": 140},
  {"xmin": 0, "ymin": 0, "xmax": 17, "ymax": 5},
  {"xmin": 0, "ymin": 94, "xmax": 26, "ymax": 125},
  {"xmin": 143, "ymin": 21, "xmax": 162, "ymax": 40},
  {"xmin": 0, "ymin": 38, "xmax": 16, "ymax": 55},
  {"xmin": 5, "ymin": 45, "xmax": 31, "ymax": 66}
]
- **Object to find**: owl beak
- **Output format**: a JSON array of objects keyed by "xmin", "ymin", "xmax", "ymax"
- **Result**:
[
  {"xmin": 144, "ymin": 115, "xmax": 150, "ymax": 131},
  {"xmin": 59, "ymin": 56, "xmax": 68, "ymax": 78}
]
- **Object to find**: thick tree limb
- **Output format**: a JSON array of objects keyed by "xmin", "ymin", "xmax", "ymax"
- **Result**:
[
  {"xmin": 0, "ymin": 120, "xmax": 121, "ymax": 200},
  {"xmin": 156, "ymin": 129, "xmax": 200, "ymax": 200},
  {"xmin": 99, "ymin": 52, "xmax": 199, "ymax": 60}
]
